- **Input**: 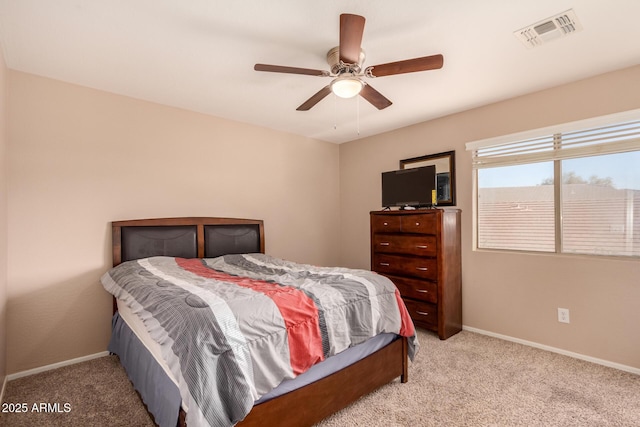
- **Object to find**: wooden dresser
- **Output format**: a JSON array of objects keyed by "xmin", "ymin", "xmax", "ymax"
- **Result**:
[{"xmin": 370, "ymin": 209, "xmax": 462, "ymax": 339}]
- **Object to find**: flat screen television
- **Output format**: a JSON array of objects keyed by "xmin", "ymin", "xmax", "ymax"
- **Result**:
[{"xmin": 381, "ymin": 165, "xmax": 436, "ymax": 208}]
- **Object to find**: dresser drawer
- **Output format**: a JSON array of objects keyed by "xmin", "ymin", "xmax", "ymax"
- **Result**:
[
  {"xmin": 385, "ymin": 274, "xmax": 437, "ymax": 303},
  {"xmin": 373, "ymin": 254, "xmax": 437, "ymax": 280},
  {"xmin": 371, "ymin": 215, "xmax": 401, "ymax": 233},
  {"xmin": 372, "ymin": 234, "xmax": 437, "ymax": 257},
  {"xmin": 400, "ymin": 214, "xmax": 437, "ymax": 234},
  {"xmin": 402, "ymin": 299, "xmax": 438, "ymax": 328}
]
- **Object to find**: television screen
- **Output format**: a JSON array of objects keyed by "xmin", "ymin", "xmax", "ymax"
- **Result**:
[{"xmin": 381, "ymin": 165, "xmax": 436, "ymax": 208}]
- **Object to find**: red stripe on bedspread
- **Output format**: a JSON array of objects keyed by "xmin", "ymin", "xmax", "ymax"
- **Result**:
[
  {"xmin": 175, "ymin": 258, "xmax": 324, "ymax": 375},
  {"xmin": 395, "ymin": 289, "xmax": 416, "ymax": 337}
]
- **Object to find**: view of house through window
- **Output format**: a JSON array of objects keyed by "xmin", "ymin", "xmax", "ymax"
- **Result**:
[
  {"xmin": 478, "ymin": 162, "xmax": 555, "ymax": 252},
  {"xmin": 561, "ymin": 152, "xmax": 640, "ymax": 256},
  {"xmin": 471, "ymin": 114, "xmax": 640, "ymax": 257}
]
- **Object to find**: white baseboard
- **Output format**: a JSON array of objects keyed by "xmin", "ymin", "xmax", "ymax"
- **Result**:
[
  {"xmin": 6, "ymin": 351, "xmax": 110, "ymax": 382},
  {"xmin": 0, "ymin": 375, "xmax": 6, "ymax": 404},
  {"xmin": 463, "ymin": 326, "xmax": 640, "ymax": 376}
]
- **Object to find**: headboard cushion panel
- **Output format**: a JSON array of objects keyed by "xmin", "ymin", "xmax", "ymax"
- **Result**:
[
  {"xmin": 121, "ymin": 226, "xmax": 198, "ymax": 263},
  {"xmin": 204, "ymin": 224, "xmax": 261, "ymax": 258}
]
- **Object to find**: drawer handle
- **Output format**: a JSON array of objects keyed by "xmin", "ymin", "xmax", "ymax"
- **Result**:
[
  {"xmin": 416, "ymin": 289, "xmax": 429, "ymax": 293},
  {"xmin": 416, "ymin": 267, "xmax": 428, "ymax": 271},
  {"xmin": 383, "ymin": 222, "xmax": 389, "ymax": 226},
  {"xmin": 416, "ymin": 311, "xmax": 429, "ymax": 316},
  {"xmin": 379, "ymin": 242, "xmax": 390, "ymax": 246},
  {"xmin": 416, "ymin": 245, "xmax": 428, "ymax": 249},
  {"xmin": 380, "ymin": 262, "xmax": 390, "ymax": 266},
  {"xmin": 415, "ymin": 222, "xmax": 420, "ymax": 226}
]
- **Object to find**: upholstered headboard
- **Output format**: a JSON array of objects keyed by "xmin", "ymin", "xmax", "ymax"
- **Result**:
[{"xmin": 111, "ymin": 217, "xmax": 265, "ymax": 267}]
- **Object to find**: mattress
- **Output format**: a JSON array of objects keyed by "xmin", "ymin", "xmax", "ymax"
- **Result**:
[{"xmin": 111, "ymin": 298, "xmax": 398, "ymax": 427}]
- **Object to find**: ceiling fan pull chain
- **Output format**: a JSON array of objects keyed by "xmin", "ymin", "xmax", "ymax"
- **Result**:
[
  {"xmin": 334, "ymin": 93, "xmax": 338, "ymax": 130},
  {"xmin": 357, "ymin": 95, "xmax": 360, "ymax": 135}
]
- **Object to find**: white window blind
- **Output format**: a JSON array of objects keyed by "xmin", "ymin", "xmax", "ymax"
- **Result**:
[{"xmin": 466, "ymin": 109, "xmax": 640, "ymax": 168}]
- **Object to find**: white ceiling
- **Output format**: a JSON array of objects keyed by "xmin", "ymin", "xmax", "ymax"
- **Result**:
[{"xmin": 1, "ymin": 0, "xmax": 639, "ymax": 144}]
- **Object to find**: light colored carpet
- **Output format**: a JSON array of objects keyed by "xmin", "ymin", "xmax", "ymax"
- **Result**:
[
  {"xmin": 318, "ymin": 330, "xmax": 639, "ymax": 426},
  {"xmin": 0, "ymin": 355, "xmax": 155, "ymax": 427},
  {"xmin": 1, "ymin": 329, "xmax": 638, "ymax": 426}
]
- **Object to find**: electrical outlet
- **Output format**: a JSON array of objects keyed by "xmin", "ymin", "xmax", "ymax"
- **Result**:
[{"xmin": 558, "ymin": 308, "xmax": 570, "ymax": 323}]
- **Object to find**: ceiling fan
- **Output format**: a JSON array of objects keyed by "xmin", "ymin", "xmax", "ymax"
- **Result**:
[{"xmin": 254, "ymin": 13, "xmax": 444, "ymax": 111}]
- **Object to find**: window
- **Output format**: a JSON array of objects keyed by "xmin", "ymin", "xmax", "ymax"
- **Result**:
[
  {"xmin": 467, "ymin": 110, "xmax": 640, "ymax": 257},
  {"xmin": 477, "ymin": 162, "xmax": 555, "ymax": 252}
]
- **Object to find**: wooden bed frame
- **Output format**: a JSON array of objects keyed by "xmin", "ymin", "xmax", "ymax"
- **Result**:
[{"xmin": 110, "ymin": 217, "xmax": 409, "ymax": 427}]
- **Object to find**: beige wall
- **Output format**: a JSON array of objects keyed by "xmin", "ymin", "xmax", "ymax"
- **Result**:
[
  {"xmin": 6, "ymin": 71, "xmax": 340, "ymax": 373},
  {"xmin": 0, "ymin": 44, "xmax": 7, "ymax": 386},
  {"xmin": 339, "ymin": 65, "xmax": 640, "ymax": 369}
]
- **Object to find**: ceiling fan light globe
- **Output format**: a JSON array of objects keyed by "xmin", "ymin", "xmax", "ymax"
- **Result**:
[{"xmin": 331, "ymin": 77, "xmax": 364, "ymax": 98}]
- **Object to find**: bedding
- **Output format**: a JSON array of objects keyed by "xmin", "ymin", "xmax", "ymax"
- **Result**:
[
  {"xmin": 110, "ymin": 304, "xmax": 399, "ymax": 427},
  {"xmin": 101, "ymin": 253, "xmax": 417, "ymax": 427},
  {"xmin": 109, "ymin": 311, "xmax": 182, "ymax": 427}
]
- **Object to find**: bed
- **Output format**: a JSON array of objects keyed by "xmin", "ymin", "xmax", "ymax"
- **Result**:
[{"xmin": 102, "ymin": 217, "xmax": 417, "ymax": 427}]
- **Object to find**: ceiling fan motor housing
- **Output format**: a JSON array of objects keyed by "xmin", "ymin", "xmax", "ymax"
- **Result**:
[{"xmin": 327, "ymin": 46, "xmax": 366, "ymax": 75}]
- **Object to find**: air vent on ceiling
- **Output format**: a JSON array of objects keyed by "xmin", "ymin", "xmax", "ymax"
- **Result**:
[{"xmin": 514, "ymin": 9, "xmax": 583, "ymax": 49}]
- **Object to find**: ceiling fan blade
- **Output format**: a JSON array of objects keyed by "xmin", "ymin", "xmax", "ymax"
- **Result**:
[
  {"xmin": 254, "ymin": 63, "xmax": 329, "ymax": 76},
  {"xmin": 296, "ymin": 85, "xmax": 332, "ymax": 111},
  {"xmin": 339, "ymin": 14, "xmax": 365, "ymax": 64},
  {"xmin": 367, "ymin": 54, "xmax": 444, "ymax": 77},
  {"xmin": 360, "ymin": 84, "xmax": 392, "ymax": 110}
]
